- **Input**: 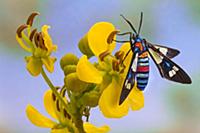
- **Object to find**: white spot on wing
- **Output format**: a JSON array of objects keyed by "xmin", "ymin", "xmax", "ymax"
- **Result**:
[
  {"xmin": 172, "ymin": 70, "xmax": 176, "ymax": 75},
  {"xmin": 155, "ymin": 46, "xmax": 168, "ymax": 56},
  {"xmin": 173, "ymin": 66, "xmax": 179, "ymax": 71},
  {"xmin": 169, "ymin": 69, "xmax": 176, "ymax": 77},
  {"xmin": 149, "ymin": 48, "xmax": 163, "ymax": 64},
  {"xmin": 125, "ymin": 80, "xmax": 128, "ymax": 86},
  {"xmin": 169, "ymin": 71, "xmax": 173, "ymax": 77},
  {"xmin": 131, "ymin": 53, "xmax": 138, "ymax": 72},
  {"xmin": 126, "ymin": 83, "xmax": 131, "ymax": 90}
]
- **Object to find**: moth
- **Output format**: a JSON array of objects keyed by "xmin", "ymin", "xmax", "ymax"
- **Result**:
[{"xmin": 114, "ymin": 12, "xmax": 192, "ymax": 105}]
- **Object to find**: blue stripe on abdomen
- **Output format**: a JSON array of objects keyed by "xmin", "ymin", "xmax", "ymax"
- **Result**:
[{"xmin": 138, "ymin": 58, "xmax": 149, "ymax": 62}]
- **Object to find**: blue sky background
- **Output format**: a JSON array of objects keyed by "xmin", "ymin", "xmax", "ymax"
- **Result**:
[{"xmin": 0, "ymin": 0, "xmax": 200, "ymax": 132}]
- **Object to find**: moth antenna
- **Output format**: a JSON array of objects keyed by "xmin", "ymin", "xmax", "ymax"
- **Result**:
[
  {"xmin": 138, "ymin": 12, "xmax": 143, "ymax": 35},
  {"xmin": 120, "ymin": 14, "xmax": 137, "ymax": 34}
]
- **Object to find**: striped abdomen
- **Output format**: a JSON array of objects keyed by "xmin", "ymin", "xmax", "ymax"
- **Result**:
[{"xmin": 136, "ymin": 52, "xmax": 149, "ymax": 91}]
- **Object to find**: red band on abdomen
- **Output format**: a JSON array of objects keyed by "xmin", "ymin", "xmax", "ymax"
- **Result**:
[{"xmin": 137, "ymin": 66, "xmax": 149, "ymax": 72}]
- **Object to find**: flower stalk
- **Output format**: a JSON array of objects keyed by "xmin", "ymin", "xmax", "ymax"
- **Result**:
[{"xmin": 41, "ymin": 68, "xmax": 68, "ymax": 111}]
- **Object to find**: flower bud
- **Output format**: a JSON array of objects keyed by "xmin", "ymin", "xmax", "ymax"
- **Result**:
[
  {"xmin": 64, "ymin": 72, "xmax": 88, "ymax": 93},
  {"xmin": 63, "ymin": 65, "xmax": 76, "ymax": 76},
  {"xmin": 78, "ymin": 35, "xmax": 94, "ymax": 58},
  {"xmin": 60, "ymin": 53, "xmax": 79, "ymax": 70},
  {"xmin": 81, "ymin": 90, "xmax": 100, "ymax": 107}
]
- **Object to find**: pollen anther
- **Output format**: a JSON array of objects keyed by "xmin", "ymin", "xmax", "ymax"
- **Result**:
[{"xmin": 16, "ymin": 24, "xmax": 28, "ymax": 38}]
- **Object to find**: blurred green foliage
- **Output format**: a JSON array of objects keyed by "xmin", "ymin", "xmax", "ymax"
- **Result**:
[
  {"xmin": 184, "ymin": 0, "xmax": 200, "ymax": 23},
  {"xmin": 164, "ymin": 73, "xmax": 200, "ymax": 132},
  {"xmin": 167, "ymin": 73, "xmax": 200, "ymax": 118}
]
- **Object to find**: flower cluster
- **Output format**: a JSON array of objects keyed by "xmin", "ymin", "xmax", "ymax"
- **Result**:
[
  {"xmin": 16, "ymin": 12, "xmax": 57, "ymax": 76},
  {"xmin": 16, "ymin": 12, "xmax": 144, "ymax": 133},
  {"xmin": 77, "ymin": 22, "xmax": 144, "ymax": 118},
  {"xmin": 26, "ymin": 89, "xmax": 109, "ymax": 133}
]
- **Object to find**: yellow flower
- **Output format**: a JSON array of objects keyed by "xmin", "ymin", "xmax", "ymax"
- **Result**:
[
  {"xmin": 26, "ymin": 89, "xmax": 110, "ymax": 133},
  {"xmin": 87, "ymin": 22, "xmax": 116, "ymax": 57},
  {"xmin": 78, "ymin": 22, "xmax": 116, "ymax": 59},
  {"xmin": 16, "ymin": 13, "xmax": 57, "ymax": 76},
  {"xmin": 77, "ymin": 22, "xmax": 144, "ymax": 118}
]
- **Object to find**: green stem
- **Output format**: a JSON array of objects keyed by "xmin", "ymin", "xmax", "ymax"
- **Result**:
[
  {"xmin": 74, "ymin": 112, "xmax": 85, "ymax": 133},
  {"xmin": 70, "ymin": 94, "xmax": 86, "ymax": 133},
  {"xmin": 41, "ymin": 68, "xmax": 86, "ymax": 132},
  {"xmin": 41, "ymin": 68, "xmax": 68, "ymax": 110}
]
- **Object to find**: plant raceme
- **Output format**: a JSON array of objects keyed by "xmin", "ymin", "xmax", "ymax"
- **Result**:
[{"xmin": 16, "ymin": 12, "xmax": 144, "ymax": 133}]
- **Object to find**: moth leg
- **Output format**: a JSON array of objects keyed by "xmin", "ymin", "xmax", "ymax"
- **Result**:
[
  {"xmin": 115, "ymin": 32, "xmax": 132, "ymax": 43},
  {"xmin": 119, "ymin": 63, "xmax": 126, "ymax": 73},
  {"xmin": 118, "ymin": 49, "xmax": 131, "ymax": 73},
  {"xmin": 117, "ymin": 32, "xmax": 132, "ymax": 43},
  {"xmin": 121, "ymin": 49, "xmax": 132, "ymax": 64},
  {"xmin": 113, "ymin": 32, "xmax": 133, "ymax": 73},
  {"xmin": 112, "ymin": 40, "xmax": 130, "ymax": 43},
  {"xmin": 99, "ymin": 50, "xmax": 110, "ymax": 61},
  {"xmin": 117, "ymin": 32, "xmax": 132, "ymax": 36}
]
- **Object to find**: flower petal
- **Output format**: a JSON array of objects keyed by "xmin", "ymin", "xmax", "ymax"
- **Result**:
[
  {"xmin": 41, "ymin": 57, "xmax": 56, "ymax": 73},
  {"xmin": 129, "ymin": 87, "xmax": 144, "ymax": 111},
  {"xmin": 51, "ymin": 128, "xmax": 70, "ymax": 133},
  {"xmin": 84, "ymin": 122, "xmax": 110, "ymax": 133},
  {"xmin": 26, "ymin": 104, "xmax": 56, "ymax": 128},
  {"xmin": 77, "ymin": 55, "xmax": 103, "ymax": 84},
  {"xmin": 34, "ymin": 47, "xmax": 47, "ymax": 57},
  {"xmin": 26, "ymin": 56, "xmax": 42, "ymax": 76},
  {"xmin": 44, "ymin": 89, "xmax": 58, "ymax": 120},
  {"xmin": 88, "ymin": 22, "xmax": 116, "ymax": 56},
  {"xmin": 42, "ymin": 25, "xmax": 57, "ymax": 52},
  {"xmin": 119, "ymin": 42, "xmax": 133, "ymax": 68},
  {"xmin": 78, "ymin": 34, "xmax": 94, "ymax": 58},
  {"xmin": 99, "ymin": 78, "xmax": 129, "ymax": 118}
]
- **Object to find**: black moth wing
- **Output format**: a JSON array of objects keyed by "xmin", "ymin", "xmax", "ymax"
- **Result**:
[
  {"xmin": 146, "ymin": 41, "xmax": 192, "ymax": 84},
  {"xmin": 119, "ymin": 53, "xmax": 139, "ymax": 105},
  {"xmin": 151, "ymin": 43, "xmax": 180, "ymax": 59}
]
